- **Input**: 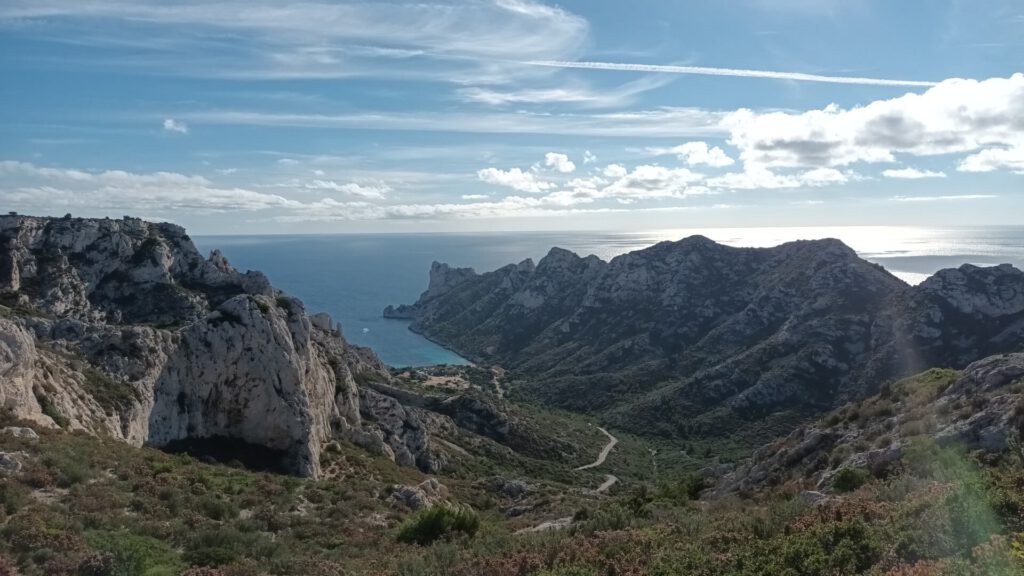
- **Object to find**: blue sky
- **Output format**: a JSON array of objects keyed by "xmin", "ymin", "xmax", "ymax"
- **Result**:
[{"xmin": 1, "ymin": 0, "xmax": 1022, "ymax": 234}]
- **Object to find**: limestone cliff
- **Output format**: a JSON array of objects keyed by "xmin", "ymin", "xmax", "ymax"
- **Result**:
[
  {"xmin": 0, "ymin": 214, "xmax": 437, "ymax": 477},
  {"xmin": 387, "ymin": 236, "xmax": 1024, "ymax": 441}
]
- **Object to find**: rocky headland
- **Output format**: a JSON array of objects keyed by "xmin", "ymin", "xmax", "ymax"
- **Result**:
[
  {"xmin": 387, "ymin": 236, "xmax": 1024, "ymax": 441},
  {"xmin": 0, "ymin": 214, "xmax": 513, "ymax": 477}
]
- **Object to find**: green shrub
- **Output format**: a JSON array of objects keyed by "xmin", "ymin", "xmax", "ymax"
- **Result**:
[
  {"xmin": 537, "ymin": 566, "xmax": 600, "ymax": 576},
  {"xmin": 34, "ymin": 388, "xmax": 69, "ymax": 428},
  {"xmin": 572, "ymin": 503, "xmax": 633, "ymax": 536},
  {"xmin": 832, "ymin": 467, "xmax": 870, "ymax": 493},
  {"xmin": 85, "ymin": 529, "xmax": 186, "ymax": 576},
  {"xmin": 396, "ymin": 504, "xmax": 480, "ymax": 546},
  {"xmin": 82, "ymin": 368, "xmax": 139, "ymax": 415}
]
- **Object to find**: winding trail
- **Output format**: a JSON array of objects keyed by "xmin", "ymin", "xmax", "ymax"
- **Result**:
[
  {"xmin": 575, "ymin": 427, "xmax": 619, "ymax": 494},
  {"xmin": 517, "ymin": 425, "xmax": 621, "ymax": 533},
  {"xmin": 575, "ymin": 427, "xmax": 618, "ymax": 471}
]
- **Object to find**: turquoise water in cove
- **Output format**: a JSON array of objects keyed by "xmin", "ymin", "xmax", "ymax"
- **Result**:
[{"xmin": 195, "ymin": 226, "xmax": 1024, "ymax": 368}]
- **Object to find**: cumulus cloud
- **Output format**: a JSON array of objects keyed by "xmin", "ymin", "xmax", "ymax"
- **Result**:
[
  {"xmin": 724, "ymin": 74, "xmax": 1024, "ymax": 170},
  {"xmin": 162, "ymin": 118, "xmax": 188, "ymax": 134},
  {"xmin": 600, "ymin": 165, "xmax": 706, "ymax": 202},
  {"xmin": 543, "ymin": 152, "xmax": 576, "ymax": 173},
  {"xmin": 957, "ymin": 146, "xmax": 1024, "ymax": 174},
  {"xmin": 706, "ymin": 167, "xmax": 853, "ymax": 190},
  {"xmin": 881, "ymin": 167, "xmax": 947, "ymax": 179},
  {"xmin": 461, "ymin": 194, "xmax": 489, "ymax": 200},
  {"xmin": 477, "ymin": 167, "xmax": 554, "ymax": 193},
  {"xmin": 648, "ymin": 141, "xmax": 735, "ymax": 167},
  {"xmin": 602, "ymin": 164, "xmax": 627, "ymax": 178},
  {"xmin": 583, "ymin": 150, "xmax": 597, "ymax": 164}
]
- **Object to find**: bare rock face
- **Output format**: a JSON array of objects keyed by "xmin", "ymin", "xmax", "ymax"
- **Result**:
[
  {"xmin": 0, "ymin": 214, "xmax": 435, "ymax": 478},
  {"xmin": 148, "ymin": 294, "xmax": 340, "ymax": 477},
  {"xmin": 388, "ymin": 478, "xmax": 449, "ymax": 510}
]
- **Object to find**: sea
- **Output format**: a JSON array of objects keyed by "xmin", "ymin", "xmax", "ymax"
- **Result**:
[{"xmin": 194, "ymin": 226, "xmax": 1024, "ymax": 368}]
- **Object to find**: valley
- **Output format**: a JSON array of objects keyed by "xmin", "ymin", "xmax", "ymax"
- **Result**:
[{"xmin": 1, "ymin": 214, "xmax": 1022, "ymax": 575}]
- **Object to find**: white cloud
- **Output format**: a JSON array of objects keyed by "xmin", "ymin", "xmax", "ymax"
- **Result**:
[
  {"xmin": 602, "ymin": 164, "xmax": 628, "ymax": 178},
  {"xmin": 179, "ymin": 107, "xmax": 728, "ymax": 138},
  {"xmin": 277, "ymin": 158, "xmax": 299, "ymax": 165},
  {"xmin": 891, "ymin": 194, "xmax": 997, "ymax": 202},
  {"xmin": 957, "ymin": 146, "xmax": 1024, "ymax": 174},
  {"xmin": 881, "ymin": 167, "xmax": 947, "ymax": 179},
  {"xmin": 798, "ymin": 167, "xmax": 850, "ymax": 186},
  {"xmin": 525, "ymin": 60, "xmax": 937, "ymax": 87},
  {"xmin": 648, "ymin": 141, "xmax": 735, "ymax": 167},
  {"xmin": 1, "ymin": 0, "xmax": 588, "ymax": 83},
  {"xmin": 456, "ymin": 75, "xmax": 672, "ymax": 108},
  {"xmin": 461, "ymin": 194, "xmax": 489, "ymax": 200},
  {"xmin": 706, "ymin": 167, "xmax": 799, "ymax": 190},
  {"xmin": 162, "ymin": 118, "xmax": 188, "ymax": 134},
  {"xmin": 598, "ymin": 165, "xmax": 707, "ymax": 202},
  {"xmin": 543, "ymin": 152, "xmax": 576, "ymax": 173},
  {"xmin": 477, "ymin": 167, "xmax": 554, "ymax": 193},
  {"xmin": 304, "ymin": 179, "xmax": 391, "ymax": 199},
  {"xmin": 0, "ymin": 161, "xmax": 296, "ymax": 213},
  {"xmin": 583, "ymin": 150, "xmax": 597, "ymax": 164},
  {"xmin": 723, "ymin": 74, "xmax": 1024, "ymax": 170},
  {"xmin": 706, "ymin": 167, "xmax": 852, "ymax": 189}
]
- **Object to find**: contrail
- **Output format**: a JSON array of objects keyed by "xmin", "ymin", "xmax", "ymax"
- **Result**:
[{"xmin": 525, "ymin": 60, "xmax": 939, "ymax": 88}]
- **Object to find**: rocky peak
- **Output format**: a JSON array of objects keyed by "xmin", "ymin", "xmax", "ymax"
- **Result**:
[
  {"xmin": 385, "ymin": 235, "xmax": 1024, "ymax": 443},
  {"xmin": 0, "ymin": 214, "xmax": 447, "ymax": 478},
  {"xmin": 918, "ymin": 262, "xmax": 1024, "ymax": 316},
  {"xmin": 425, "ymin": 261, "xmax": 476, "ymax": 300}
]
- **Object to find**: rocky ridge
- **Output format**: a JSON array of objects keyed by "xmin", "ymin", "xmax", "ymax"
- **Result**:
[
  {"xmin": 387, "ymin": 236, "xmax": 1024, "ymax": 440},
  {"xmin": 0, "ymin": 214, "xmax": 498, "ymax": 477},
  {"xmin": 715, "ymin": 352, "xmax": 1024, "ymax": 495}
]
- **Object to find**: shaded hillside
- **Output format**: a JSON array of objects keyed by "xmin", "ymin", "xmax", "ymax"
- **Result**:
[{"xmin": 387, "ymin": 237, "xmax": 1024, "ymax": 440}]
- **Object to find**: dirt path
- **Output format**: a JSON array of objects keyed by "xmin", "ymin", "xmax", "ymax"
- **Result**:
[
  {"xmin": 575, "ymin": 427, "xmax": 618, "ymax": 471},
  {"xmin": 595, "ymin": 474, "xmax": 618, "ymax": 493},
  {"xmin": 517, "ymin": 426, "xmax": 621, "ymax": 533},
  {"xmin": 575, "ymin": 426, "xmax": 619, "ymax": 493}
]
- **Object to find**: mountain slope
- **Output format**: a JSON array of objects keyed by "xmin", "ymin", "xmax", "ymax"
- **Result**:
[
  {"xmin": 387, "ymin": 236, "xmax": 1024, "ymax": 440},
  {"xmin": 0, "ymin": 215, "xmax": 436, "ymax": 476}
]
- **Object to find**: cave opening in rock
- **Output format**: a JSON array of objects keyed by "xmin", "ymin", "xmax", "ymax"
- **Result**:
[{"xmin": 159, "ymin": 436, "xmax": 293, "ymax": 474}]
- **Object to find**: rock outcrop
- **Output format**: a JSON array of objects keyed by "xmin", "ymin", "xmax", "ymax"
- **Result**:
[
  {"xmin": 0, "ymin": 214, "xmax": 437, "ymax": 477},
  {"xmin": 388, "ymin": 237, "xmax": 1024, "ymax": 441},
  {"xmin": 716, "ymin": 353, "xmax": 1024, "ymax": 495}
]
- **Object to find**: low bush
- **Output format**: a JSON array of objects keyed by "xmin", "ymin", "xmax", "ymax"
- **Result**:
[
  {"xmin": 832, "ymin": 467, "xmax": 870, "ymax": 493},
  {"xmin": 396, "ymin": 504, "xmax": 480, "ymax": 546}
]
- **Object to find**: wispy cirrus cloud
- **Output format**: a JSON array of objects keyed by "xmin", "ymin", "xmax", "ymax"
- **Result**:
[
  {"xmin": 177, "ymin": 108, "xmax": 728, "ymax": 138},
  {"xmin": 891, "ymin": 194, "xmax": 997, "ymax": 202},
  {"xmin": 456, "ymin": 75, "xmax": 673, "ymax": 108},
  {"xmin": 0, "ymin": 160, "xmax": 296, "ymax": 213},
  {"xmin": 524, "ymin": 60, "xmax": 938, "ymax": 87},
  {"xmin": 0, "ymin": 0, "xmax": 588, "ymax": 83}
]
